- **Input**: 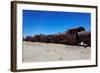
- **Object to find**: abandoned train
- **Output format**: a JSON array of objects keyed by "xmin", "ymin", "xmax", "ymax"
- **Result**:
[{"xmin": 23, "ymin": 27, "xmax": 91, "ymax": 46}]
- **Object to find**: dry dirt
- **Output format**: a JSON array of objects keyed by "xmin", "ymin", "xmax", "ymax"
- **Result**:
[{"xmin": 22, "ymin": 41, "xmax": 91, "ymax": 63}]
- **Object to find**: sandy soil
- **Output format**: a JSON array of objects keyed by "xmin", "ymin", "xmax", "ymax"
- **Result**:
[{"xmin": 22, "ymin": 41, "xmax": 91, "ymax": 63}]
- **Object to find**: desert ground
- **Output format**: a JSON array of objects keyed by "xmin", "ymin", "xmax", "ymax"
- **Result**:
[{"xmin": 22, "ymin": 41, "xmax": 91, "ymax": 63}]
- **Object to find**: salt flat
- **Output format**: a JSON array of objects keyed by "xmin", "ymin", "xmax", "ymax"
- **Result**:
[{"xmin": 22, "ymin": 41, "xmax": 91, "ymax": 63}]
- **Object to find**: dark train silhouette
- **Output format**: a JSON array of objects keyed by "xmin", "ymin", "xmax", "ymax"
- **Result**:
[{"xmin": 23, "ymin": 27, "xmax": 91, "ymax": 47}]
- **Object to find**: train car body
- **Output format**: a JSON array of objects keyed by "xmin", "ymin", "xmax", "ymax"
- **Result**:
[{"xmin": 24, "ymin": 27, "xmax": 91, "ymax": 47}]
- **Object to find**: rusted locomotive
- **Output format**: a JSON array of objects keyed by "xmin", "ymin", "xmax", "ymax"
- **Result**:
[{"xmin": 24, "ymin": 27, "xmax": 91, "ymax": 47}]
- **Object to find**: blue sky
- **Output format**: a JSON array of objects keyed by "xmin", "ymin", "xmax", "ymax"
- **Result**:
[{"xmin": 23, "ymin": 10, "xmax": 91, "ymax": 37}]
